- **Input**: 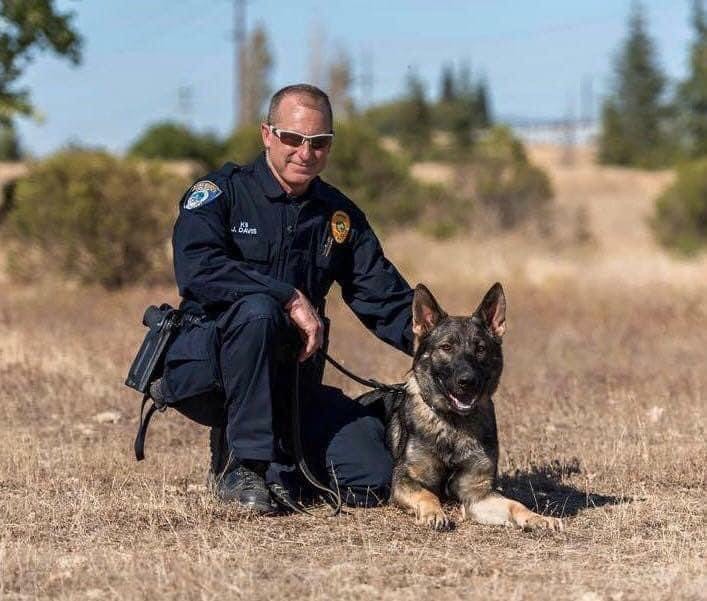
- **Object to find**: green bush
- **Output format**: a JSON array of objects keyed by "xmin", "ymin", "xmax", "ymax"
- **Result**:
[
  {"xmin": 5, "ymin": 150, "xmax": 188, "ymax": 287},
  {"xmin": 652, "ymin": 158, "xmax": 707, "ymax": 255},
  {"xmin": 221, "ymin": 124, "xmax": 264, "ymax": 165},
  {"xmin": 129, "ymin": 121, "xmax": 224, "ymax": 169},
  {"xmin": 323, "ymin": 120, "xmax": 437, "ymax": 227},
  {"xmin": 221, "ymin": 120, "xmax": 448, "ymax": 228},
  {"xmin": 362, "ymin": 101, "xmax": 409, "ymax": 137},
  {"xmin": 472, "ymin": 126, "xmax": 553, "ymax": 229}
]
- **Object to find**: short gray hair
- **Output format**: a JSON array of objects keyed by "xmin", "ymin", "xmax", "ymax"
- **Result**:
[{"xmin": 267, "ymin": 84, "xmax": 333, "ymax": 130}]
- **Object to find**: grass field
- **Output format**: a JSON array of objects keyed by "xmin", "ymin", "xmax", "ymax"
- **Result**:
[{"xmin": 0, "ymin": 146, "xmax": 705, "ymax": 600}]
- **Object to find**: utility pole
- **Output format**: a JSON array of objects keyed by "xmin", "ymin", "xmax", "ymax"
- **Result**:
[
  {"xmin": 580, "ymin": 74, "xmax": 593, "ymax": 125},
  {"xmin": 234, "ymin": 0, "xmax": 247, "ymax": 129},
  {"xmin": 359, "ymin": 50, "xmax": 373, "ymax": 109},
  {"xmin": 562, "ymin": 90, "xmax": 576, "ymax": 166},
  {"xmin": 308, "ymin": 21, "xmax": 325, "ymax": 88},
  {"xmin": 177, "ymin": 85, "xmax": 194, "ymax": 128}
]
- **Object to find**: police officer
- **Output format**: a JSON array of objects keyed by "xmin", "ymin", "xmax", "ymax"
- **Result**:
[{"xmin": 160, "ymin": 84, "xmax": 414, "ymax": 513}]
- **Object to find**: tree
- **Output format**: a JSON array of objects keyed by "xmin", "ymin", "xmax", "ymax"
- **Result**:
[
  {"xmin": 439, "ymin": 63, "xmax": 456, "ymax": 102},
  {"xmin": 327, "ymin": 49, "xmax": 354, "ymax": 121},
  {"xmin": 598, "ymin": 2, "xmax": 668, "ymax": 167},
  {"xmin": 239, "ymin": 24, "xmax": 272, "ymax": 126},
  {"xmin": 398, "ymin": 71, "xmax": 431, "ymax": 153},
  {"xmin": 0, "ymin": 0, "xmax": 82, "ymax": 124},
  {"xmin": 0, "ymin": 122, "xmax": 21, "ymax": 159},
  {"xmin": 433, "ymin": 62, "xmax": 489, "ymax": 152},
  {"xmin": 599, "ymin": 99, "xmax": 630, "ymax": 164},
  {"xmin": 475, "ymin": 77, "xmax": 491, "ymax": 128},
  {"xmin": 129, "ymin": 121, "xmax": 224, "ymax": 168},
  {"xmin": 677, "ymin": 0, "xmax": 707, "ymax": 158}
]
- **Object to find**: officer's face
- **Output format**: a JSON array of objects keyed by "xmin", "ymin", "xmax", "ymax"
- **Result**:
[{"xmin": 261, "ymin": 94, "xmax": 332, "ymax": 196}]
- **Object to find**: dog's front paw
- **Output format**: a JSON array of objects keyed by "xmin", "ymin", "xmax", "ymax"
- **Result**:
[
  {"xmin": 519, "ymin": 514, "xmax": 564, "ymax": 532},
  {"xmin": 416, "ymin": 507, "xmax": 451, "ymax": 531}
]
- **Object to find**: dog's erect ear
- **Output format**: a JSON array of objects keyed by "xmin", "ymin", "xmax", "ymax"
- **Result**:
[
  {"xmin": 473, "ymin": 282, "xmax": 506, "ymax": 338},
  {"xmin": 413, "ymin": 284, "xmax": 447, "ymax": 339}
]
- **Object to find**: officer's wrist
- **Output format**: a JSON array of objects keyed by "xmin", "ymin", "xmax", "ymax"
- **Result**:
[{"xmin": 284, "ymin": 289, "xmax": 301, "ymax": 311}]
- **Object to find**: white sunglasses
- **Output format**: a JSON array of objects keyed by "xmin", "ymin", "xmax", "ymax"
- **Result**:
[{"xmin": 267, "ymin": 125, "xmax": 334, "ymax": 150}]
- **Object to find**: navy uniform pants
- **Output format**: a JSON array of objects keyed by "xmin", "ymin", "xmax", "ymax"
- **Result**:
[{"xmin": 163, "ymin": 293, "xmax": 392, "ymax": 506}]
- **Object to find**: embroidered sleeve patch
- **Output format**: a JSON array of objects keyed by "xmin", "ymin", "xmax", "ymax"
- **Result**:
[{"xmin": 184, "ymin": 180, "xmax": 222, "ymax": 210}]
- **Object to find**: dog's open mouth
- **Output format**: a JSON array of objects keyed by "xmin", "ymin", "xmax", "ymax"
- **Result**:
[{"xmin": 436, "ymin": 378, "xmax": 479, "ymax": 413}]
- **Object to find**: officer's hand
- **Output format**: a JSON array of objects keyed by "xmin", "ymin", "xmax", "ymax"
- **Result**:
[{"xmin": 285, "ymin": 289, "xmax": 324, "ymax": 362}]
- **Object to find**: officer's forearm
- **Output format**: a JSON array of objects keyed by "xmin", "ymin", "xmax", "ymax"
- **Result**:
[{"xmin": 177, "ymin": 256, "xmax": 296, "ymax": 307}]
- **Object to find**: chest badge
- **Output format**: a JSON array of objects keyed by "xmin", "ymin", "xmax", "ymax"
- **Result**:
[{"xmin": 331, "ymin": 210, "xmax": 351, "ymax": 244}]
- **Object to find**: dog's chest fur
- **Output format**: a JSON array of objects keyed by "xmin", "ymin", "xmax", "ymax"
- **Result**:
[{"xmin": 396, "ymin": 378, "xmax": 497, "ymax": 474}]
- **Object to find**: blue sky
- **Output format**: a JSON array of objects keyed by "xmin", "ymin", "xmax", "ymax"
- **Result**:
[{"xmin": 14, "ymin": 0, "xmax": 693, "ymax": 156}]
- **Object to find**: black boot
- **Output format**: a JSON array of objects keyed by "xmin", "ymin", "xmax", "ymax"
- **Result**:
[{"xmin": 215, "ymin": 458, "xmax": 278, "ymax": 514}]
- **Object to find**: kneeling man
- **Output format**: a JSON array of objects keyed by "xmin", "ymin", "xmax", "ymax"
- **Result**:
[{"xmin": 158, "ymin": 84, "xmax": 414, "ymax": 513}]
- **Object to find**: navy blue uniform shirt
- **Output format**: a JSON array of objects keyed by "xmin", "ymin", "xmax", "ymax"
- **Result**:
[{"xmin": 172, "ymin": 152, "xmax": 414, "ymax": 355}]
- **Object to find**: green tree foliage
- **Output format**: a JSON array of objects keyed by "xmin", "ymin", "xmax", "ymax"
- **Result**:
[
  {"xmin": 5, "ymin": 150, "xmax": 188, "ymax": 287},
  {"xmin": 0, "ymin": 0, "xmax": 82, "ymax": 124},
  {"xmin": 0, "ymin": 122, "xmax": 21, "ymax": 159},
  {"xmin": 363, "ymin": 64, "xmax": 491, "ymax": 158},
  {"xmin": 676, "ymin": 0, "xmax": 707, "ymax": 158},
  {"xmin": 598, "ymin": 3, "xmax": 669, "ymax": 167},
  {"xmin": 440, "ymin": 63, "xmax": 456, "ymax": 103},
  {"xmin": 129, "ymin": 121, "xmax": 224, "ymax": 169},
  {"xmin": 397, "ymin": 71, "xmax": 432, "ymax": 154},
  {"xmin": 475, "ymin": 77, "xmax": 491, "ymax": 128},
  {"xmin": 323, "ymin": 120, "xmax": 437, "ymax": 226},
  {"xmin": 433, "ymin": 63, "xmax": 488, "ymax": 152},
  {"xmin": 473, "ymin": 126, "xmax": 553, "ymax": 229},
  {"xmin": 361, "ymin": 99, "xmax": 408, "ymax": 137},
  {"xmin": 222, "ymin": 123, "xmax": 263, "ymax": 165},
  {"xmin": 652, "ymin": 157, "xmax": 707, "ymax": 255}
]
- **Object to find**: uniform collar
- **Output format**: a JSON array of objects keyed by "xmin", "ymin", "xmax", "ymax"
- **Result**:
[
  {"xmin": 254, "ymin": 152, "xmax": 286, "ymax": 199},
  {"xmin": 254, "ymin": 151, "xmax": 325, "ymax": 202}
]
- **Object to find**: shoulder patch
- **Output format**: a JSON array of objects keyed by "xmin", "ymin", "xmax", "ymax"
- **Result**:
[{"xmin": 184, "ymin": 180, "xmax": 222, "ymax": 210}]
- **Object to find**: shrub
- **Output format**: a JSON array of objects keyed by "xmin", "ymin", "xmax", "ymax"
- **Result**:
[
  {"xmin": 5, "ymin": 150, "xmax": 188, "ymax": 287},
  {"xmin": 221, "ymin": 124, "xmax": 263, "ymax": 165},
  {"xmin": 652, "ymin": 158, "xmax": 707, "ymax": 255},
  {"xmin": 323, "ymin": 120, "xmax": 436, "ymax": 227},
  {"xmin": 472, "ymin": 126, "xmax": 553, "ymax": 229},
  {"xmin": 362, "ymin": 100, "xmax": 409, "ymax": 137},
  {"xmin": 222, "ymin": 120, "xmax": 449, "ymax": 228},
  {"xmin": 129, "ymin": 121, "xmax": 224, "ymax": 169}
]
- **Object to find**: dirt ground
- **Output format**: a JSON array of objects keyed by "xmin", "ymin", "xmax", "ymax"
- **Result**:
[{"xmin": 0, "ymin": 146, "xmax": 705, "ymax": 600}]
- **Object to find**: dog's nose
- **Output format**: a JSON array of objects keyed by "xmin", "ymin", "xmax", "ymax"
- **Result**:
[{"xmin": 456, "ymin": 372, "xmax": 477, "ymax": 390}]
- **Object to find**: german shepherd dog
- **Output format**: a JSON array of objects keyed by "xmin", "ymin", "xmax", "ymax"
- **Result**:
[{"xmin": 384, "ymin": 283, "xmax": 563, "ymax": 531}]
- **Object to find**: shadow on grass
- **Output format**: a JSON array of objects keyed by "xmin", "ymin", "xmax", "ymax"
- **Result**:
[{"xmin": 498, "ymin": 458, "xmax": 631, "ymax": 518}]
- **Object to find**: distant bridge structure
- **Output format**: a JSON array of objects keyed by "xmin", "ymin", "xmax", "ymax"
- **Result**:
[{"xmin": 504, "ymin": 117, "xmax": 598, "ymax": 146}]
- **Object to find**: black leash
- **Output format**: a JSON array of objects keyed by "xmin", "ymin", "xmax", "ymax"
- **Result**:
[
  {"xmin": 281, "ymin": 351, "xmax": 405, "ymax": 518},
  {"xmin": 286, "ymin": 364, "xmax": 342, "ymax": 517},
  {"xmin": 323, "ymin": 351, "xmax": 402, "ymax": 392}
]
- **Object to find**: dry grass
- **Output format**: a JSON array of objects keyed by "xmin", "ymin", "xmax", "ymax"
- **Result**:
[{"xmin": 1, "ymin": 147, "xmax": 705, "ymax": 600}]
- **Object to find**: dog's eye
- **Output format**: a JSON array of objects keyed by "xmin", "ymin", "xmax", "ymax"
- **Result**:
[
  {"xmin": 476, "ymin": 342, "xmax": 487, "ymax": 358},
  {"xmin": 438, "ymin": 343, "xmax": 453, "ymax": 352}
]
